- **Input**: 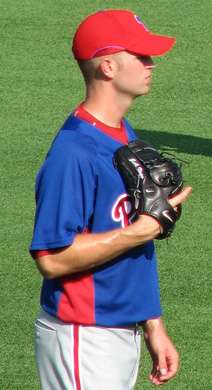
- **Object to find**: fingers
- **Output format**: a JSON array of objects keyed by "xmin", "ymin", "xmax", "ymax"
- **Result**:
[
  {"xmin": 149, "ymin": 365, "xmax": 168, "ymax": 386},
  {"xmin": 149, "ymin": 351, "xmax": 180, "ymax": 385},
  {"xmin": 169, "ymin": 186, "xmax": 192, "ymax": 208},
  {"xmin": 158, "ymin": 360, "xmax": 179, "ymax": 382},
  {"xmin": 158, "ymin": 354, "xmax": 168, "ymax": 377}
]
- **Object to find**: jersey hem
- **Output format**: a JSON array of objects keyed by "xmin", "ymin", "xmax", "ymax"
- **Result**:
[{"xmin": 40, "ymin": 306, "xmax": 162, "ymax": 327}]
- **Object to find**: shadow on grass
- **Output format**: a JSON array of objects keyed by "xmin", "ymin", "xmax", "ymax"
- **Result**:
[{"xmin": 135, "ymin": 129, "xmax": 212, "ymax": 158}]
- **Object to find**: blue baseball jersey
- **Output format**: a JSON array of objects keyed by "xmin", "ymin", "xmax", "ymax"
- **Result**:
[{"xmin": 30, "ymin": 114, "xmax": 162, "ymax": 326}]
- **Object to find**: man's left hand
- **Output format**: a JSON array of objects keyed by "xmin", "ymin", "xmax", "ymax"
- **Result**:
[{"xmin": 142, "ymin": 317, "xmax": 180, "ymax": 385}]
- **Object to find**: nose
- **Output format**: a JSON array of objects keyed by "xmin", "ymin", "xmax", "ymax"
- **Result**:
[{"xmin": 146, "ymin": 64, "xmax": 156, "ymax": 70}]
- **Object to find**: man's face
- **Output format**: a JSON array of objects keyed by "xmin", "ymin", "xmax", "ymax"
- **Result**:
[{"xmin": 112, "ymin": 51, "xmax": 155, "ymax": 98}]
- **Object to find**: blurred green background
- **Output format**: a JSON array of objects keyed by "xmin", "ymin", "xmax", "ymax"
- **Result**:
[{"xmin": 0, "ymin": 1, "xmax": 211, "ymax": 389}]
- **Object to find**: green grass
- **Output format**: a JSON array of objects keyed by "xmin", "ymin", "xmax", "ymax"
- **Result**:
[{"xmin": 0, "ymin": 0, "xmax": 211, "ymax": 389}]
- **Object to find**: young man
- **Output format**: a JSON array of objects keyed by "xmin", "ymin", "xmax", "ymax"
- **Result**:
[{"xmin": 30, "ymin": 10, "xmax": 192, "ymax": 390}]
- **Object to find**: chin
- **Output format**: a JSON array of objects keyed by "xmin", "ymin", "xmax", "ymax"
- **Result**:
[{"xmin": 134, "ymin": 89, "xmax": 150, "ymax": 97}]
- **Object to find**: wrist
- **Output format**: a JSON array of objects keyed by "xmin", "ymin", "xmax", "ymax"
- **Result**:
[
  {"xmin": 123, "ymin": 214, "xmax": 161, "ymax": 245},
  {"xmin": 141, "ymin": 317, "xmax": 164, "ymax": 333}
]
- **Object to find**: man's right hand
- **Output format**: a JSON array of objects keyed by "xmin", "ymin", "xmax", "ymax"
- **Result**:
[{"xmin": 169, "ymin": 186, "xmax": 192, "ymax": 208}]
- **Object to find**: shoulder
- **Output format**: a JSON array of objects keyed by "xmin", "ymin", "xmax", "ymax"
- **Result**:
[
  {"xmin": 49, "ymin": 129, "xmax": 98, "ymax": 160},
  {"xmin": 36, "ymin": 131, "xmax": 99, "ymax": 186}
]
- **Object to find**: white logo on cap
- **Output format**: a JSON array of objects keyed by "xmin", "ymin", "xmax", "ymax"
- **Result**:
[{"xmin": 134, "ymin": 15, "xmax": 149, "ymax": 31}]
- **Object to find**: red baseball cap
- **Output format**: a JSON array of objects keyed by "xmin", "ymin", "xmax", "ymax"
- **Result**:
[{"xmin": 72, "ymin": 10, "xmax": 176, "ymax": 60}]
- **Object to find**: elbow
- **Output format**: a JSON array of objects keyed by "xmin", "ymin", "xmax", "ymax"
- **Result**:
[
  {"xmin": 40, "ymin": 268, "xmax": 56, "ymax": 280},
  {"xmin": 35, "ymin": 256, "xmax": 60, "ymax": 279}
]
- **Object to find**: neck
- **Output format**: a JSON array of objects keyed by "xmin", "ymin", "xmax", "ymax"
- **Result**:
[{"xmin": 82, "ymin": 82, "xmax": 134, "ymax": 128}]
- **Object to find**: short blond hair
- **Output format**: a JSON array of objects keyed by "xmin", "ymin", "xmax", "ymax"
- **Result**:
[
  {"xmin": 77, "ymin": 52, "xmax": 124, "ymax": 84},
  {"xmin": 77, "ymin": 58, "xmax": 101, "ymax": 83}
]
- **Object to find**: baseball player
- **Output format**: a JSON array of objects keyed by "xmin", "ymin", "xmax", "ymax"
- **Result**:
[{"xmin": 30, "ymin": 9, "xmax": 192, "ymax": 390}]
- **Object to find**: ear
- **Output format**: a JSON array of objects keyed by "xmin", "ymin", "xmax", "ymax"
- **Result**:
[{"xmin": 99, "ymin": 58, "xmax": 117, "ymax": 80}]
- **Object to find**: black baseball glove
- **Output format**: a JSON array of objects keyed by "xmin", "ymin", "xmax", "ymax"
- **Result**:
[{"xmin": 113, "ymin": 140, "xmax": 183, "ymax": 239}]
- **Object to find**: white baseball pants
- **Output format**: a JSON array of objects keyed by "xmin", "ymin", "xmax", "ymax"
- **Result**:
[{"xmin": 35, "ymin": 310, "xmax": 141, "ymax": 390}]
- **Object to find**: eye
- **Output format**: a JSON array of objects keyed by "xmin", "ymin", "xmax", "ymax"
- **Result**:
[
  {"xmin": 137, "ymin": 55, "xmax": 151, "ymax": 62},
  {"xmin": 137, "ymin": 56, "xmax": 154, "ymax": 66}
]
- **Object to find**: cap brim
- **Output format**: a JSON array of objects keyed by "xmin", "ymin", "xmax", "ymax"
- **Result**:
[{"xmin": 128, "ymin": 33, "xmax": 176, "ymax": 56}]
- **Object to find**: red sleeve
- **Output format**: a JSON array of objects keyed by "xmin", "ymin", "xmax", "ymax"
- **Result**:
[{"xmin": 30, "ymin": 249, "xmax": 57, "ymax": 259}]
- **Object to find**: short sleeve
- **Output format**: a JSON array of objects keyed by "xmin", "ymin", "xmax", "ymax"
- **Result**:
[{"xmin": 30, "ymin": 140, "xmax": 96, "ymax": 250}]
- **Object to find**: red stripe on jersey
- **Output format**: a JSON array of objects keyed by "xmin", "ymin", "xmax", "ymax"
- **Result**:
[
  {"xmin": 73, "ymin": 325, "xmax": 81, "ymax": 390},
  {"xmin": 74, "ymin": 103, "xmax": 128, "ymax": 144},
  {"xmin": 31, "ymin": 249, "xmax": 53, "ymax": 258},
  {"xmin": 57, "ymin": 272, "xmax": 95, "ymax": 324}
]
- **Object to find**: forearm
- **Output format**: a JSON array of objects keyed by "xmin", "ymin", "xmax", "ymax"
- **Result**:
[{"xmin": 36, "ymin": 215, "xmax": 160, "ymax": 278}]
